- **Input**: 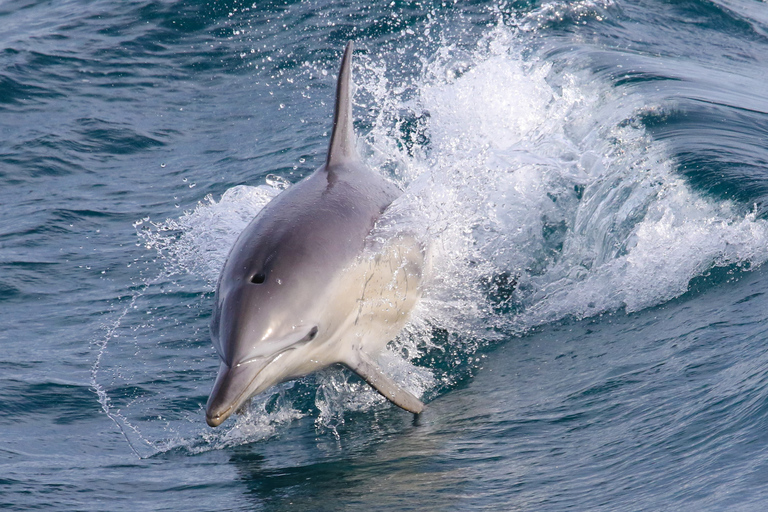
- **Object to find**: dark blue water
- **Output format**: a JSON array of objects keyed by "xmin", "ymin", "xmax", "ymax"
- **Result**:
[{"xmin": 3, "ymin": 0, "xmax": 768, "ymax": 509}]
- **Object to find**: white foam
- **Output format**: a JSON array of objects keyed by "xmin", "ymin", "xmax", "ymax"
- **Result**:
[{"xmin": 367, "ymin": 22, "xmax": 768, "ymax": 336}]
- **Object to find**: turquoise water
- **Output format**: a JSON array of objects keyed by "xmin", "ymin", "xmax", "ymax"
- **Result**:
[{"xmin": 3, "ymin": 0, "xmax": 768, "ymax": 510}]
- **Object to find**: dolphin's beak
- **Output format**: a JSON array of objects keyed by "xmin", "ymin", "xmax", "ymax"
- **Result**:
[
  {"xmin": 205, "ymin": 359, "xmax": 271, "ymax": 427},
  {"xmin": 205, "ymin": 326, "xmax": 317, "ymax": 427}
]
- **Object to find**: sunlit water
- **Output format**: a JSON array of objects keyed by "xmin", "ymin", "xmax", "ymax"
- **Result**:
[{"xmin": 3, "ymin": 0, "xmax": 768, "ymax": 510}]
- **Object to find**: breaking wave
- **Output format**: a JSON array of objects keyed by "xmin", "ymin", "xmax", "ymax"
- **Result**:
[{"xmin": 93, "ymin": 19, "xmax": 768, "ymax": 454}]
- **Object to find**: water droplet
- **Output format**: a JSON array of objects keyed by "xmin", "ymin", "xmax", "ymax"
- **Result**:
[{"xmin": 266, "ymin": 174, "xmax": 290, "ymax": 190}]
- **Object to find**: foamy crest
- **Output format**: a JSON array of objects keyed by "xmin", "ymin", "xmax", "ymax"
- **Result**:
[
  {"xmin": 136, "ymin": 183, "xmax": 282, "ymax": 285},
  {"xmin": 362, "ymin": 21, "xmax": 768, "ymax": 338}
]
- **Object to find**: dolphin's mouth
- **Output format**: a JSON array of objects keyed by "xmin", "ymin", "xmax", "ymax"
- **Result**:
[
  {"xmin": 205, "ymin": 356, "xmax": 275, "ymax": 428},
  {"xmin": 205, "ymin": 325, "xmax": 318, "ymax": 427},
  {"xmin": 205, "ymin": 405, "xmax": 233, "ymax": 428}
]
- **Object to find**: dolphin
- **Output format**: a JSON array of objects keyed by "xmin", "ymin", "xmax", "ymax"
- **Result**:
[{"xmin": 205, "ymin": 42, "xmax": 427, "ymax": 427}]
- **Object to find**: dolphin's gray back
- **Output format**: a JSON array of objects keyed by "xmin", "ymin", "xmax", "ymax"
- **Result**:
[
  {"xmin": 222, "ymin": 161, "xmax": 398, "ymax": 285},
  {"xmin": 212, "ymin": 161, "xmax": 399, "ymax": 364}
]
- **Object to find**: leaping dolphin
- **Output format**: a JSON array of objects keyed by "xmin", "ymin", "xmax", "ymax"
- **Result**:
[{"xmin": 205, "ymin": 42, "xmax": 427, "ymax": 427}]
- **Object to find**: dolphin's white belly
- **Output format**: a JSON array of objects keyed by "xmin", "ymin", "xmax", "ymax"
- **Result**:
[{"xmin": 293, "ymin": 233, "xmax": 428, "ymax": 375}]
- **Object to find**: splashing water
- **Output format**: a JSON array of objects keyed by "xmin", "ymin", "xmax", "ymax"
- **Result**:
[
  {"xmin": 370, "ymin": 23, "xmax": 768, "ymax": 333},
  {"xmin": 92, "ymin": 21, "xmax": 768, "ymax": 454}
]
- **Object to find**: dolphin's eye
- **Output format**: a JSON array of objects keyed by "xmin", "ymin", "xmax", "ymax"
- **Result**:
[
  {"xmin": 300, "ymin": 326, "xmax": 319, "ymax": 343},
  {"xmin": 251, "ymin": 273, "xmax": 266, "ymax": 284}
]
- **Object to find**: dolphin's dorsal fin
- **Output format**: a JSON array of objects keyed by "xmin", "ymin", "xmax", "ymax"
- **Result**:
[
  {"xmin": 326, "ymin": 41, "xmax": 358, "ymax": 168},
  {"xmin": 343, "ymin": 350, "xmax": 425, "ymax": 414}
]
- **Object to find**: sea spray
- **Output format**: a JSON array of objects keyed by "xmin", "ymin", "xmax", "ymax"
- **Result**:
[{"xmin": 95, "ymin": 20, "xmax": 768, "ymax": 452}]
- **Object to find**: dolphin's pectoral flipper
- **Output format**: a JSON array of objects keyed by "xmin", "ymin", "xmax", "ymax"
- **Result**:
[{"xmin": 344, "ymin": 350, "xmax": 424, "ymax": 414}]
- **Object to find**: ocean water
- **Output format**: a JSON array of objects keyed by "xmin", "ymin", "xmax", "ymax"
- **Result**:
[{"xmin": 3, "ymin": 0, "xmax": 768, "ymax": 509}]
